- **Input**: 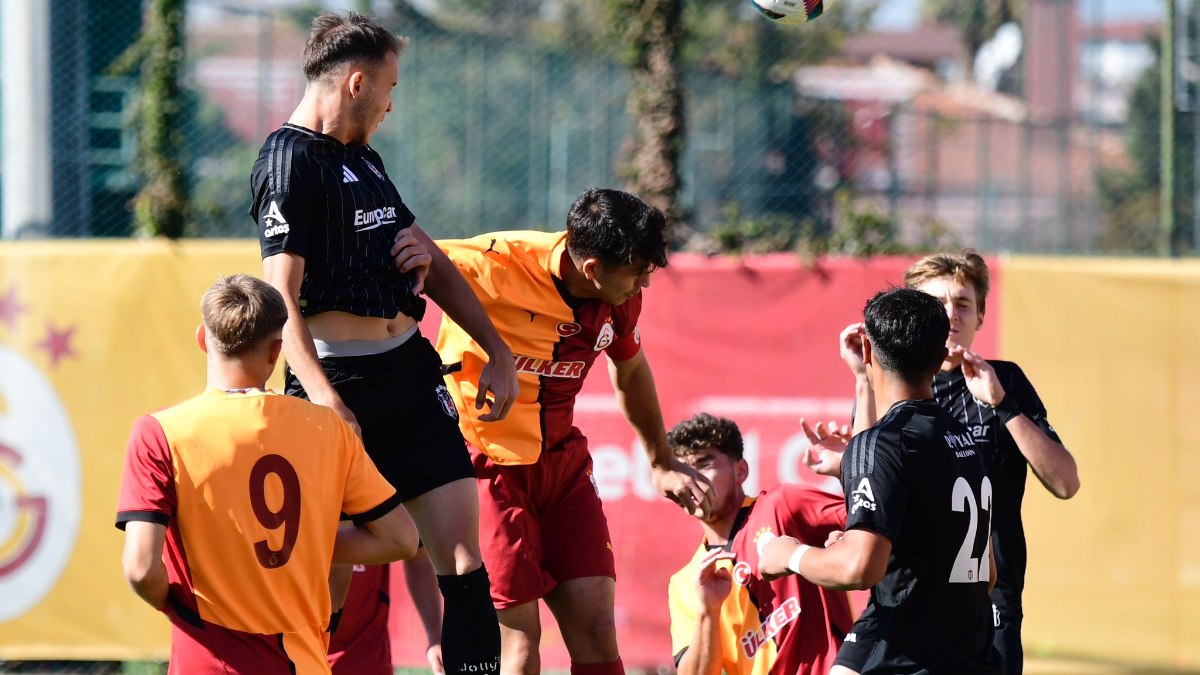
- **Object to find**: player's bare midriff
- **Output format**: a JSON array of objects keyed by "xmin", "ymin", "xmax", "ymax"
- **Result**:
[{"xmin": 306, "ymin": 310, "xmax": 418, "ymax": 342}]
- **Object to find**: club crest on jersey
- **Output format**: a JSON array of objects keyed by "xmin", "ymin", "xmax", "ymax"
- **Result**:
[
  {"xmin": 557, "ymin": 322, "xmax": 582, "ymax": 337},
  {"xmin": 851, "ymin": 477, "xmax": 876, "ymax": 513},
  {"xmin": 434, "ymin": 385, "xmax": 458, "ymax": 420},
  {"xmin": 731, "ymin": 560, "xmax": 753, "ymax": 586},
  {"xmin": 363, "ymin": 159, "xmax": 386, "ymax": 181},
  {"xmin": 594, "ymin": 323, "xmax": 615, "ymax": 351}
]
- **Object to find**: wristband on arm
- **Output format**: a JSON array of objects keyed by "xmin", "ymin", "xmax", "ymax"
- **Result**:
[
  {"xmin": 993, "ymin": 395, "xmax": 1022, "ymax": 425},
  {"xmin": 787, "ymin": 545, "xmax": 812, "ymax": 575}
]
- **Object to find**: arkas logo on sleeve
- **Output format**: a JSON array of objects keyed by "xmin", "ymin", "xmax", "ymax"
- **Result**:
[
  {"xmin": 0, "ymin": 285, "xmax": 82, "ymax": 622},
  {"xmin": 513, "ymin": 355, "xmax": 585, "ymax": 379},
  {"xmin": 262, "ymin": 201, "xmax": 290, "ymax": 237},
  {"xmin": 741, "ymin": 597, "xmax": 801, "ymax": 658},
  {"xmin": 850, "ymin": 477, "xmax": 876, "ymax": 513}
]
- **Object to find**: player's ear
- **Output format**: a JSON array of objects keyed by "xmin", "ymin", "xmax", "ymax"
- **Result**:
[
  {"xmin": 976, "ymin": 310, "xmax": 985, "ymax": 330},
  {"xmin": 266, "ymin": 336, "xmax": 283, "ymax": 367},
  {"xmin": 861, "ymin": 334, "xmax": 874, "ymax": 366},
  {"xmin": 580, "ymin": 257, "xmax": 600, "ymax": 282},
  {"xmin": 735, "ymin": 457, "xmax": 749, "ymax": 484},
  {"xmin": 347, "ymin": 69, "xmax": 365, "ymax": 98},
  {"xmin": 196, "ymin": 325, "xmax": 208, "ymax": 354}
]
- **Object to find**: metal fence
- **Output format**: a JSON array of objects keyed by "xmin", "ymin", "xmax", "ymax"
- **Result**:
[{"xmin": 0, "ymin": 1, "xmax": 1174, "ymax": 252}]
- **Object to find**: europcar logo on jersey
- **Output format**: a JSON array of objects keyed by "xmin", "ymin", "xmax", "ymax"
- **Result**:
[
  {"xmin": 556, "ymin": 322, "xmax": 581, "ymax": 337},
  {"xmin": 0, "ymin": 285, "xmax": 82, "ymax": 621}
]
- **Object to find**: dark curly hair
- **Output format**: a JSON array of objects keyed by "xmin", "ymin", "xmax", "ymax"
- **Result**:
[
  {"xmin": 565, "ymin": 188, "xmax": 670, "ymax": 270},
  {"xmin": 668, "ymin": 413, "xmax": 744, "ymax": 461}
]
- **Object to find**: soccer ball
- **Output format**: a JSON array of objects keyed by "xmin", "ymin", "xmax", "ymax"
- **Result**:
[{"xmin": 749, "ymin": 0, "xmax": 824, "ymax": 24}]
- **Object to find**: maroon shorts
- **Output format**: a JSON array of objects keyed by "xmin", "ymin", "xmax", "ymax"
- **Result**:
[
  {"xmin": 471, "ymin": 439, "xmax": 616, "ymax": 609},
  {"xmin": 328, "ymin": 564, "xmax": 392, "ymax": 675}
]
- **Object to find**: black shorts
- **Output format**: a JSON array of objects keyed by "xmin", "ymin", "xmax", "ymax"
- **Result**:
[
  {"xmin": 835, "ymin": 602, "xmax": 877, "ymax": 671},
  {"xmin": 992, "ymin": 600, "xmax": 1023, "ymax": 675},
  {"xmin": 285, "ymin": 331, "xmax": 474, "ymax": 502}
]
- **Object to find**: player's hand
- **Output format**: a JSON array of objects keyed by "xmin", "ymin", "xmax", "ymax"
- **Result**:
[
  {"xmin": 955, "ymin": 347, "xmax": 1007, "ymax": 407},
  {"xmin": 312, "ymin": 390, "xmax": 362, "ymax": 438},
  {"xmin": 651, "ymin": 458, "xmax": 715, "ymax": 519},
  {"xmin": 840, "ymin": 322, "xmax": 869, "ymax": 379},
  {"xmin": 800, "ymin": 417, "xmax": 848, "ymax": 478},
  {"xmin": 824, "ymin": 530, "xmax": 845, "ymax": 548},
  {"xmin": 426, "ymin": 643, "xmax": 444, "ymax": 675},
  {"xmin": 391, "ymin": 227, "xmax": 433, "ymax": 294},
  {"xmin": 759, "ymin": 534, "xmax": 802, "ymax": 580},
  {"xmin": 476, "ymin": 344, "xmax": 519, "ymax": 422},
  {"xmin": 695, "ymin": 547, "xmax": 736, "ymax": 612}
]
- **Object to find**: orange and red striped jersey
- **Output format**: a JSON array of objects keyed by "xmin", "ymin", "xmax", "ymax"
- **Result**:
[
  {"xmin": 116, "ymin": 388, "xmax": 400, "ymax": 674},
  {"xmin": 436, "ymin": 231, "xmax": 642, "ymax": 465},
  {"xmin": 668, "ymin": 485, "xmax": 852, "ymax": 675}
]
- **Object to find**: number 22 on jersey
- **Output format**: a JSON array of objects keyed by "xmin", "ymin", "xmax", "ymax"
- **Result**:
[{"xmin": 949, "ymin": 476, "xmax": 992, "ymax": 584}]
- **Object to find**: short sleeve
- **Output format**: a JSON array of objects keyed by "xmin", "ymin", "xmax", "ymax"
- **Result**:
[
  {"xmin": 115, "ymin": 415, "xmax": 176, "ymax": 530},
  {"xmin": 436, "ymin": 235, "xmax": 509, "ymax": 303},
  {"xmin": 251, "ymin": 145, "xmax": 318, "ymax": 260},
  {"xmin": 1004, "ymin": 363, "xmax": 1062, "ymax": 443},
  {"xmin": 776, "ymin": 484, "xmax": 847, "ymax": 544},
  {"xmin": 606, "ymin": 292, "xmax": 643, "ymax": 362},
  {"xmin": 841, "ymin": 426, "xmax": 907, "ymax": 542},
  {"xmin": 339, "ymin": 422, "xmax": 401, "ymax": 524},
  {"xmin": 667, "ymin": 562, "xmax": 700, "ymax": 663}
]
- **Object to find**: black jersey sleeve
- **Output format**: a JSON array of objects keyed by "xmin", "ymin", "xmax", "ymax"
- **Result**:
[
  {"xmin": 997, "ymin": 361, "xmax": 1062, "ymax": 443},
  {"xmin": 251, "ymin": 136, "xmax": 319, "ymax": 260},
  {"xmin": 841, "ymin": 424, "xmax": 908, "ymax": 542}
]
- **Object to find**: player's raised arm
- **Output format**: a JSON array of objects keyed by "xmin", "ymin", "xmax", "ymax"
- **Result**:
[
  {"xmin": 959, "ymin": 349, "xmax": 1080, "ymax": 499},
  {"xmin": 409, "ymin": 224, "xmax": 518, "ymax": 422},
  {"xmin": 608, "ymin": 350, "xmax": 714, "ymax": 518},
  {"xmin": 839, "ymin": 322, "xmax": 876, "ymax": 436},
  {"xmin": 674, "ymin": 548, "xmax": 735, "ymax": 675}
]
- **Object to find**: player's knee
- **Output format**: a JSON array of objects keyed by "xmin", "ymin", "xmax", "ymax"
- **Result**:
[{"xmin": 565, "ymin": 616, "xmax": 619, "ymax": 661}]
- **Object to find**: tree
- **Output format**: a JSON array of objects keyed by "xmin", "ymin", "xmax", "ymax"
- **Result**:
[
  {"xmin": 110, "ymin": 0, "xmax": 188, "ymax": 238},
  {"xmin": 1097, "ymin": 34, "xmax": 1194, "ymax": 254},
  {"xmin": 608, "ymin": 0, "xmax": 686, "ymax": 220},
  {"xmin": 922, "ymin": 0, "xmax": 1019, "ymax": 81}
]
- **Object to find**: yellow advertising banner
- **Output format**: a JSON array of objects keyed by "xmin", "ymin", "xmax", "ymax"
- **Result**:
[
  {"xmin": 0, "ymin": 240, "xmax": 262, "ymax": 659},
  {"xmin": 1, "ymin": 244, "xmax": 1197, "ymax": 670},
  {"xmin": 1002, "ymin": 256, "xmax": 1200, "ymax": 668}
]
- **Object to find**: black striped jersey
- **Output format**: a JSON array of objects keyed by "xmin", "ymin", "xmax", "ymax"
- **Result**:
[
  {"xmin": 933, "ymin": 361, "xmax": 1061, "ymax": 610},
  {"xmin": 250, "ymin": 123, "xmax": 426, "ymax": 321},
  {"xmin": 841, "ymin": 398, "xmax": 1000, "ymax": 674}
]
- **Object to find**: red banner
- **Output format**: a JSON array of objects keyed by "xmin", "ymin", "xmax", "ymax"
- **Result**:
[{"xmin": 395, "ymin": 253, "xmax": 998, "ymax": 669}]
